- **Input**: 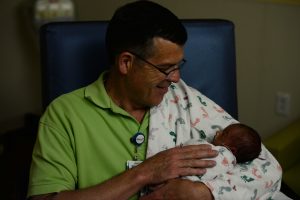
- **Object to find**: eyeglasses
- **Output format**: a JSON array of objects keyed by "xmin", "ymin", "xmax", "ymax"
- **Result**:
[{"xmin": 128, "ymin": 51, "xmax": 186, "ymax": 78}]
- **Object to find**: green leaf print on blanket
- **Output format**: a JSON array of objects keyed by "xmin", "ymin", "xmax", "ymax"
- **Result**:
[
  {"xmin": 193, "ymin": 128, "xmax": 206, "ymax": 139},
  {"xmin": 170, "ymin": 84, "xmax": 176, "ymax": 90},
  {"xmin": 262, "ymin": 161, "xmax": 271, "ymax": 173},
  {"xmin": 250, "ymin": 189, "xmax": 258, "ymax": 200},
  {"xmin": 169, "ymin": 131, "xmax": 177, "ymax": 144},
  {"xmin": 175, "ymin": 117, "xmax": 185, "ymax": 125},
  {"xmin": 218, "ymin": 186, "xmax": 232, "ymax": 195},
  {"xmin": 211, "ymin": 125, "xmax": 222, "ymax": 131},
  {"xmin": 180, "ymin": 102, "xmax": 192, "ymax": 110},
  {"xmin": 197, "ymin": 96, "xmax": 207, "ymax": 106},
  {"xmin": 241, "ymin": 175, "xmax": 255, "ymax": 183}
]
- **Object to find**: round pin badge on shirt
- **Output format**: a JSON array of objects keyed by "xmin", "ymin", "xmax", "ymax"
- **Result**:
[{"xmin": 130, "ymin": 132, "xmax": 145, "ymax": 146}]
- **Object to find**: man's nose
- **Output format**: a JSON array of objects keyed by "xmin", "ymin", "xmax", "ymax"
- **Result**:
[{"xmin": 166, "ymin": 70, "xmax": 180, "ymax": 83}]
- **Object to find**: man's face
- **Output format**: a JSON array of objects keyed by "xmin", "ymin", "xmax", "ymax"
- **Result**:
[{"xmin": 126, "ymin": 37, "xmax": 184, "ymax": 108}]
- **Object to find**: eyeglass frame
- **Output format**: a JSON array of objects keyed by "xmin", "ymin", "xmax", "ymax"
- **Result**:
[{"xmin": 127, "ymin": 51, "xmax": 186, "ymax": 77}]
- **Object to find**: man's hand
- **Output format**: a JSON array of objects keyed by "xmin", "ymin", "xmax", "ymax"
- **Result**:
[
  {"xmin": 29, "ymin": 144, "xmax": 217, "ymax": 200},
  {"xmin": 135, "ymin": 144, "xmax": 218, "ymax": 185},
  {"xmin": 140, "ymin": 179, "xmax": 214, "ymax": 200}
]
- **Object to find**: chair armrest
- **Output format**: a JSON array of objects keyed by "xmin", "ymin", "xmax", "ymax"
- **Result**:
[{"xmin": 264, "ymin": 118, "xmax": 300, "ymax": 170}]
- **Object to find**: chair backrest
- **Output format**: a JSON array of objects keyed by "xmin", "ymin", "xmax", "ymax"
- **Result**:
[{"xmin": 40, "ymin": 20, "xmax": 238, "ymax": 119}]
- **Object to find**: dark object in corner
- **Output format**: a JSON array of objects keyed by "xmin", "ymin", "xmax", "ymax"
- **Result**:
[{"xmin": 0, "ymin": 113, "xmax": 39, "ymax": 200}]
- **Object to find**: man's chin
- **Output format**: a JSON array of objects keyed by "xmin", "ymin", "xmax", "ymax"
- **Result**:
[
  {"xmin": 148, "ymin": 96, "xmax": 165, "ymax": 107},
  {"xmin": 146, "ymin": 87, "xmax": 169, "ymax": 107}
]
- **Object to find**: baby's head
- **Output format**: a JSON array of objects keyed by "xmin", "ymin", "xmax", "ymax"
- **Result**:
[{"xmin": 213, "ymin": 123, "xmax": 261, "ymax": 163}]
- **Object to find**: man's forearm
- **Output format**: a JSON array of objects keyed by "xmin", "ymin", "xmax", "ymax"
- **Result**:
[
  {"xmin": 192, "ymin": 182, "xmax": 214, "ymax": 200},
  {"xmin": 29, "ymin": 145, "xmax": 217, "ymax": 200},
  {"xmin": 140, "ymin": 179, "xmax": 214, "ymax": 200},
  {"xmin": 29, "ymin": 166, "xmax": 148, "ymax": 200}
]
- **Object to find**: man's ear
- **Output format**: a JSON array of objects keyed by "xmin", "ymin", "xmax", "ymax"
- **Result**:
[{"xmin": 118, "ymin": 52, "xmax": 134, "ymax": 75}]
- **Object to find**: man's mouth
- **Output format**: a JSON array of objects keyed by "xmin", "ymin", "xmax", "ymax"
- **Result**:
[{"xmin": 156, "ymin": 85, "xmax": 170, "ymax": 93}]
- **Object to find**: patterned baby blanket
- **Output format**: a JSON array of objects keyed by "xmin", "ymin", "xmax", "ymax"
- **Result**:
[{"xmin": 147, "ymin": 79, "xmax": 282, "ymax": 200}]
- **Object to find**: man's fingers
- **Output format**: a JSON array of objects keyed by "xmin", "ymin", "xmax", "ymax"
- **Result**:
[
  {"xmin": 178, "ymin": 167, "xmax": 207, "ymax": 177},
  {"xmin": 177, "ymin": 146, "xmax": 218, "ymax": 160},
  {"xmin": 178, "ymin": 144, "xmax": 212, "ymax": 151},
  {"xmin": 139, "ymin": 144, "xmax": 218, "ymax": 185},
  {"xmin": 178, "ymin": 159, "xmax": 216, "ymax": 168}
]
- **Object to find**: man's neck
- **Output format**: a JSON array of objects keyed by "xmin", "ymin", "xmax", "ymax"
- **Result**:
[{"xmin": 104, "ymin": 72, "xmax": 148, "ymax": 123}]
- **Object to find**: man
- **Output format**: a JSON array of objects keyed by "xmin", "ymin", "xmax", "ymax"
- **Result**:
[{"xmin": 27, "ymin": 1, "xmax": 281, "ymax": 200}]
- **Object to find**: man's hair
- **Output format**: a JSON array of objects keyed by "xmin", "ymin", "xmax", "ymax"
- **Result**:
[
  {"xmin": 105, "ymin": 1, "xmax": 187, "ymax": 65},
  {"xmin": 224, "ymin": 123, "xmax": 262, "ymax": 163}
]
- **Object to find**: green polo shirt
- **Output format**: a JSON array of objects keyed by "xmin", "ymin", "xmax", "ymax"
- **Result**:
[{"xmin": 28, "ymin": 72, "xmax": 149, "ymax": 199}]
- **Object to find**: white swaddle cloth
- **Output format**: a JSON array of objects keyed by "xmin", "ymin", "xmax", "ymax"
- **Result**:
[{"xmin": 147, "ymin": 79, "xmax": 283, "ymax": 200}]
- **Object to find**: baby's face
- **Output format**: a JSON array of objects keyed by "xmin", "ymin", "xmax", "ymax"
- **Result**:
[{"xmin": 212, "ymin": 131, "xmax": 225, "ymax": 146}]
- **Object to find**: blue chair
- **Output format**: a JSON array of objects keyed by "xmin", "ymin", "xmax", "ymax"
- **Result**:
[{"xmin": 40, "ymin": 20, "xmax": 238, "ymax": 119}]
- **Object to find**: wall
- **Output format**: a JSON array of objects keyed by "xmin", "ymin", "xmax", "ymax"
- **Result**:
[
  {"xmin": 0, "ymin": 0, "xmax": 299, "ymax": 139},
  {"xmin": 0, "ymin": 0, "xmax": 41, "ymax": 133}
]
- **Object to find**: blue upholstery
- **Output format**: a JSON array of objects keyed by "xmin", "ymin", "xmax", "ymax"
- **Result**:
[{"xmin": 40, "ymin": 20, "xmax": 238, "ymax": 119}]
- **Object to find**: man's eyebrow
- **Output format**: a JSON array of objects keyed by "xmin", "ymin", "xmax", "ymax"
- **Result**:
[{"xmin": 157, "ymin": 60, "xmax": 184, "ymax": 68}]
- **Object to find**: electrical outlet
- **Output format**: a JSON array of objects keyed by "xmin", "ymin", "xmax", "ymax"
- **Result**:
[{"xmin": 276, "ymin": 92, "xmax": 291, "ymax": 116}]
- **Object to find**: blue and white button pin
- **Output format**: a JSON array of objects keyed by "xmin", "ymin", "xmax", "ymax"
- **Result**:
[{"xmin": 130, "ymin": 132, "xmax": 145, "ymax": 146}]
